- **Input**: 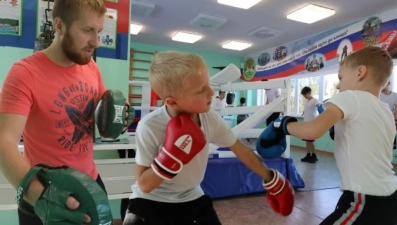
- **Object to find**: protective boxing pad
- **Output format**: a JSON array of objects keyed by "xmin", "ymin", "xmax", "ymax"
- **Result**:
[
  {"xmin": 16, "ymin": 165, "xmax": 112, "ymax": 225},
  {"xmin": 95, "ymin": 89, "xmax": 135, "ymax": 139},
  {"xmin": 226, "ymin": 92, "xmax": 235, "ymax": 105}
]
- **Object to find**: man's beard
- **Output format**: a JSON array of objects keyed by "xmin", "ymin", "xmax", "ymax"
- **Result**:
[{"xmin": 61, "ymin": 31, "xmax": 93, "ymax": 65}]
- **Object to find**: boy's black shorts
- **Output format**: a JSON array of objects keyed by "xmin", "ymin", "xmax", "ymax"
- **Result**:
[
  {"xmin": 320, "ymin": 189, "xmax": 397, "ymax": 225},
  {"xmin": 123, "ymin": 195, "xmax": 221, "ymax": 225}
]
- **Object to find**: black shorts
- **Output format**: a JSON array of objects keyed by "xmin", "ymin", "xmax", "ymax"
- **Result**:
[
  {"xmin": 320, "ymin": 189, "xmax": 397, "ymax": 225},
  {"xmin": 17, "ymin": 174, "xmax": 107, "ymax": 225},
  {"xmin": 123, "ymin": 195, "xmax": 221, "ymax": 225},
  {"xmin": 302, "ymin": 139, "xmax": 315, "ymax": 142}
]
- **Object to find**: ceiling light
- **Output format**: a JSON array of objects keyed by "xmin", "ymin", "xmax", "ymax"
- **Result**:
[
  {"xmin": 287, "ymin": 4, "xmax": 335, "ymax": 24},
  {"xmin": 130, "ymin": 23, "xmax": 143, "ymax": 35},
  {"xmin": 172, "ymin": 32, "xmax": 202, "ymax": 43},
  {"xmin": 222, "ymin": 41, "xmax": 252, "ymax": 51},
  {"xmin": 217, "ymin": 0, "xmax": 261, "ymax": 9}
]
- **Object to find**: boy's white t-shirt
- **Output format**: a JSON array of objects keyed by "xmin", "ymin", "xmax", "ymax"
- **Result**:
[
  {"xmin": 303, "ymin": 98, "xmax": 320, "ymax": 122},
  {"xmin": 130, "ymin": 106, "xmax": 237, "ymax": 203},
  {"xmin": 380, "ymin": 91, "xmax": 397, "ymax": 112},
  {"xmin": 325, "ymin": 90, "xmax": 397, "ymax": 196},
  {"xmin": 265, "ymin": 88, "xmax": 280, "ymax": 103}
]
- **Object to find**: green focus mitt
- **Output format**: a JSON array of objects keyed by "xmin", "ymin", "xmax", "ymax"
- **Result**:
[
  {"xmin": 16, "ymin": 164, "xmax": 113, "ymax": 225},
  {"xmin": 95, "ymin": 89, "xmax": 135, "ymax": 139}
]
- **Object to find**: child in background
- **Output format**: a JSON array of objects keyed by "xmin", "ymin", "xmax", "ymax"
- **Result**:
[{"xmin": 300, "ymin": 86, "xmax": 320, "ymax": 163}]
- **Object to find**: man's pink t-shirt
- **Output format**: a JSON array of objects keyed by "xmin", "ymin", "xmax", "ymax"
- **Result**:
[{"xmin": 0, "ymin": 51, "xmax": 106, "ymax": 180}]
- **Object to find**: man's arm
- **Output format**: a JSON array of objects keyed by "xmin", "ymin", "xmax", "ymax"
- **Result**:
[
  {"xmin": 287, "ymin": 103, "xmax": 343, "ymax": 140},
  {"xmin": 393, "ymin": 104, "xmax": 397, "ymax": 120},
  {"xmin": 229, "ymin": 140, "xmax": 272, "ymax": 182},
  {"xmin": 0, "ymin": 64, "xmax": 44, "ymax": 205},
  {"xmin": 0, "ymin": 114, "xmax": 44, "ymax": 205}
]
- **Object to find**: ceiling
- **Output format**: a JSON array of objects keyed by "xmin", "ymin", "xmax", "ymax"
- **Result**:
[{"xmin": 130, "ymin": 0, "xmax": 397, "ymax": 57}]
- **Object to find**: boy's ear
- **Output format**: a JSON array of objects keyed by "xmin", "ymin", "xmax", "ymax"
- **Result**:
[
  {"xmin": 357, "ymin": 65, "xmax": 368, "ymax": 81},
  {"xmin": 164, "ymin": 97, "xmax": 178, "ymax": 107}
]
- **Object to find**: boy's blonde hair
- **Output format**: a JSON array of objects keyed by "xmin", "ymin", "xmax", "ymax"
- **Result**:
[
  {"xmin": 53, "ymin": 0, "xmax": 107, "ymax": 28},
  {"xmin": 341, "ymin": 46, "xmax": 393, "ymax": 86},
  {"xmin": 149, "ymin": 51, "xmax": 207, "ymax": 99}
]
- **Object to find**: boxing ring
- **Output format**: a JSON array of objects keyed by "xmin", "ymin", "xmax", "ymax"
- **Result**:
[{"xmin": 201, "ymin": 65, "xmax": 304, "ymax": 198}]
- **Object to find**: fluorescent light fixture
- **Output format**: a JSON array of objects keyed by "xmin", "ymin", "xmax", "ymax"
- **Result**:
[
  {"xmin": 287, "ymin": 4, "xmax": 335, "ymax": 24},
  {"xmin": 222, "ymin": 41, "xmax": 252, "ymax": 51},
  {"xmin": 217, "ymin": 0, "xmax": 261, "ymax": 9},
  {"xmin": 171, "ymin": 32, "xmax": 202, "ymax": 43},
  {"xmin": 130, "ymin": 23, "xmax": 143, "ymax": 35}
]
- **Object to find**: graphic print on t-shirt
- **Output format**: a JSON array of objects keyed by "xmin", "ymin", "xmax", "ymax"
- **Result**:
[{"xmin": 49, "ymin": 81, "xmax": 99, "ymax": 153}]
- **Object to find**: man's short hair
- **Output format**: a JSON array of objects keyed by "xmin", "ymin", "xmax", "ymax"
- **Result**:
[{"xmin": 52, "ymin": 0, "xmax": 107, "ymax": 28}]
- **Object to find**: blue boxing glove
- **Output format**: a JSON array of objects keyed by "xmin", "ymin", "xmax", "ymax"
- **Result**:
[
  {"xmin": 317, "ymin": 104, "xmax": 325, "ymax": 114},
  {"xmin": 256, "ymin": 116, "xmax": 297, "ymax": 159},
  {"xmin": 317, "ymin": 100, "xmax": 335, "ymax": 140}
]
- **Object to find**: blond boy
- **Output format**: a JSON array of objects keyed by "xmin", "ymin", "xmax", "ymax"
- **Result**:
[{"xmin": 123, "ymin": 52, "xmax": 295, "ymax": 224}]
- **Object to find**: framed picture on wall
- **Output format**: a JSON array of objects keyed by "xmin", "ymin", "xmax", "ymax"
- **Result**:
[
  {"xmin": 0, "ymin": 0, "xmax": 23, "ymax": 36},
  {"xmin": 98, "ymin": 8, "xmax": 118, "ymax": 49},
  {"xmin": 36, "ymin": 0, "xmax": 55, "ymax": 39}
]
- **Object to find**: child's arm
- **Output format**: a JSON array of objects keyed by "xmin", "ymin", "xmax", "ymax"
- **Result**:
[
  {"xmin": 229, "ymin": 140, "xmax": 272, "ymax": 181},
  {"xmin": 229, "ymin": 140, "xmax": 294, "ymax": 216},
  {"xmin": 135, "ymin": 165, "xmax": 163, "ymax": 193},
  {"xmin": 287, "ymin": 103, "xmax": 343, "ymax": 140},
  {"xmin": 135, "ymin": 115, "xmax": 206, "ymax": 193}
]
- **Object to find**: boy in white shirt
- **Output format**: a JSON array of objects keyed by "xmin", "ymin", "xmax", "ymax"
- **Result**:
[
  {"xmin": 123, "ymin": 51, "xmax": 295, "ymax": 224},
  {"xmin": 260, "ymin": 46, "xmax": 397, "ymax": 224},
  {"xmin": 300, "ymin": 86, "xmax": 320, "ymax": 163}
]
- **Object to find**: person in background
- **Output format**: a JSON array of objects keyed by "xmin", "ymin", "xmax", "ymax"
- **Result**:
[
  {"xmin": 262, "ymin": 79, "xmax": 281, "ymax": 126},
  {"xmin": 237, "ymin": 97, "xmax": 252, "ymax": 144},
  {"xmin": 212, "ymin": 90, "xmax": 226, "ymax": 114},
  {"xmin": 237, "ymin": 97, "xmax": 249, "ymax": 125},
  {"xmin": 380, "ymin": 80, "xmax": 397, "ymax": 149},
  {"xmin": 300, "ymin": 86, "xmax": 320, "ymax": 163}
]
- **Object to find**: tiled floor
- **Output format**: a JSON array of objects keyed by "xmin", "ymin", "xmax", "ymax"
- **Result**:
[{"xmin": 213, "ymin": 147, "xmax": 343, "ymax": 225}]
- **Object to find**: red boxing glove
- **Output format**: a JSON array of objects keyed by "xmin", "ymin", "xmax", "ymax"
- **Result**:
[
  {"xmin": 264, "ymin": 169, "xmax": 295, "ymax": 216},
  {"xmin": 151, "ymin": 114, "xmax": 206, "ymax": 180}
]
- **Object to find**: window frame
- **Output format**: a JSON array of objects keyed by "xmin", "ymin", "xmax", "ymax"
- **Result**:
[{"xmin": 256, "ymin": 59, "xmax": 397, "ymax": 117}]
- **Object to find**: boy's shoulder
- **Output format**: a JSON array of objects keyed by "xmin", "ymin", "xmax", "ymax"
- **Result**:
[{"xmin": 137, "ymin": 106, "xmax": 168, "ymax": 130}]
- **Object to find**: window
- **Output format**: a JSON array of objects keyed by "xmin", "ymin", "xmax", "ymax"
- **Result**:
[
  {"xmin": 323, "ymin": 74, "xmax": 339, "ymax": 101},
  {"xmin": 257, "ymin": 89, "xmax": 264, "ymax": 106},
  {"xmin": 297, "ymin": 76, "xmax": 320, "ymax": 115},
  {"xmin": 256, "ymin": 60, "xmax": 397, "ymax": 117},
  {"xmin": 256, "ymin": 70, "xmax": 339, "ymax": 116},
  {"xmin": 289, "ymin": 78, "xmax": 296, "ymax": 113}
]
